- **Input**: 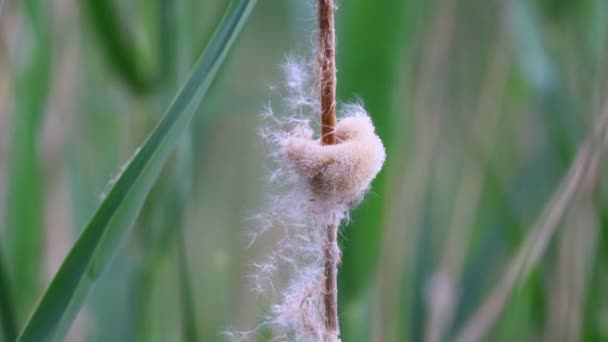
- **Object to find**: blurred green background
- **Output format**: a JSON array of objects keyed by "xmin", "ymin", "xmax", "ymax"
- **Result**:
[{"xmin": 2, "ymin": 0, "xmax": 608, "ymax": 341}]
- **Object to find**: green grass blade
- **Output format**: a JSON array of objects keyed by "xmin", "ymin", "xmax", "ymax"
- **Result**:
[
  {"xmin": 6, "ymin": 0, "xmax": 52, "ymax": 320},
  {"xmin": 159, "ymin": 0, "xmax": 177, "ymax": 84},
  {"xmin": 337, "ymin": 0, "xmax": 409, "ymax": 301},
  {"xmin": 336, "ymin": 0, "xmax": 410, "ymax": 340},
  {"xmin": 509, "ymin": 0, "xmax": 582, "ymax": 162},
  {"xmin": 16, "ymin": 1, "xmax": 256, "ymax": 340},
  {"xmin": 82, "ymin": 0, "xmax": 159, "ymax": 92},
  {"xmin": 0, "ymin": 247, "xmax": 17, "ymax": 341},
  {"xmin": 177, "ymin": 224, "xmax": 199, "ymax": 342}
]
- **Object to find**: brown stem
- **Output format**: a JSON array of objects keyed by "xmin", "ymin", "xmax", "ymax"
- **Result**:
[
  {"xmin": 318, "ymin": 1, "xmax": 339, "ymax": 340},
  {"xmin": 318, "ymin": 0, "xmax": 337, "ymax": 146},
  {"xmin": 324, "ymin": 223, "xmax": 340, "ymax": 341}
]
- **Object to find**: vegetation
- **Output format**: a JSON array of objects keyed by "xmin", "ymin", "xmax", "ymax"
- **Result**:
[{"xmin": 1, "ymin": 0, "xmax": 608, "ymax": 341}]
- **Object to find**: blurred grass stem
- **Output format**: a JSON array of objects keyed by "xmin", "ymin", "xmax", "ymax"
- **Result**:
[
  {"xmin": 373, "ymin": 1, "xmax": 455, "ymax": 340},
  {"xmin": 454, "ymin": 107, "xmax": 608, "ymax": 342},
  {"xmin": 0, "ymin": 247, "xmax": 17, "ymax": 341},
  {"xmin": 424, "ymin": 19, "xmax": 510, "ymax": 342}
]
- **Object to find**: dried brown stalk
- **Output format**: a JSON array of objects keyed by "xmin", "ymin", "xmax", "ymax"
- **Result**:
[
  {"xmin": 323, "ymin": 221, "xmax": 339, "ymax": 341},
  {"xmin": 453, "ymin": 109, "xmax": 608, "ymax": 342},
  {"xmin": 318, "ymin": 0, "xmax": 337, "ymax": 146},
  {"xmin": 318, "ymin": 0, "xmax": 339, "ymax": 341},
  {"xmin": 424, "ymin": 17, "xmax": 510, "ymax": 342}
]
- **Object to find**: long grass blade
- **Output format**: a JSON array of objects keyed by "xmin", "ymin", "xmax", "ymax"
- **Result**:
[
  {"xmin": 335, "ymin": 0, "xmax": 410, "ymax": 340},
  {"xmin": 16, "ymin": 1, "xmax": 256, "ymax": 340},
  {"xmin": 0, "ymin": 247, "xmax": 17, "ymax": 341},
  {"xmin": 177, "ymin": 224, "xmax": 199, "ymax": 342},
  {"xmin": 6, "ymin": 0, "xmax": 52, "ymax": 320}
]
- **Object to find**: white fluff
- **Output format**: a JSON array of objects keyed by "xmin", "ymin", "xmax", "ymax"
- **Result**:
[
  {"xmin": 282, "ymin": 114, "xmax": 386, "ymax": 205},
  {"xmin": 232, "ymin": 57, "xmax": 385, "ymax": 341}
]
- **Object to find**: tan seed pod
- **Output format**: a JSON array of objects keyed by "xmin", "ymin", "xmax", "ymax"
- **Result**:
[{"xmin": 282, "ymin": 114, "xmax": 386, "ymax": 205}]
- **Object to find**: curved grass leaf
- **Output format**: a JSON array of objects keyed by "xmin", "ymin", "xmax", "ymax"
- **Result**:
[{"xmin": 17, "ymin": 1, "xmax": 256, "ymax": 340}]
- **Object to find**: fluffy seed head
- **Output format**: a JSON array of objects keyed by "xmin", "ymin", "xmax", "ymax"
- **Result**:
[
  {"xmin": 236, "ymin": 54, "xmax": 386, "ymax": 341},
  {"xmin": 282, "ymin": 113, "xmax": 386, "ymax": 206}
]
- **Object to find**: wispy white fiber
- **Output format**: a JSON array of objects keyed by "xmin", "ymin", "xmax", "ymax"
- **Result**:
[{"xmin": 232, "ymin": 55, "xmax": 385, "ymax": 341}]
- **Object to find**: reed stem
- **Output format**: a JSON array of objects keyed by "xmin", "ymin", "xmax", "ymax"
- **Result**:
[
  {"xmin": 323, "ymin": 222, "xmax": 340, "ymax": 341},
  {"xmin": 318, "ymin": 0, "xmax": 337, "ymax": 146},
  {"xmin": 318, "ymin": 0, "xmax": 340, "ymax": 340}
]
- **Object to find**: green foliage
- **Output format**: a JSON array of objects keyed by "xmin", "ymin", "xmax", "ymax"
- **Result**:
[
  {"xmin": 2, "ymin": 0, "xmax": 608, "ymax": 341},
  {"xmin": 336, "ymin": 0, "xmax": 412, "ymax": 340},
  {"xmin": 5, "ymin": 0, "xmax": 52, "ymax": 322},
  {"xmin": 0, "ymin": 247, "xmax": 17, "ymax": 341},
  {"xmin": 15, "ymin": 1, "xmax": 256, "ymax": 340},
  {"xmin": 82, "ymin": 0, "xmax": 158, "ymax": 93}
]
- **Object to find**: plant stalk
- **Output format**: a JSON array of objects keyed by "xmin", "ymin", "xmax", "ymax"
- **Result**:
[
  {"xmin": 318, "ymin": 0, "xmax": 337, "ymax": 146},
  {"xmin": 318, "ymin": 0, "xmax": 339, "ymax": 340},
  {"xmin": 324, "ymin": 223, "xmax": 340, "ymax": 341}
]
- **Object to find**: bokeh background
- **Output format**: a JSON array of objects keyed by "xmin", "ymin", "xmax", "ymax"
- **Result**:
[{"xmin": 2, "ymin": 0, "xmax": 608, "ymax": 341}]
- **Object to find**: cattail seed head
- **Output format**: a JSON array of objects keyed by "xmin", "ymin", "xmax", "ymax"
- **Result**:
[
  {"xmin": 234, "ymin": 53, "xmax": 385, "ymax": 341},
  {"xmin": 282, "ymin": 113, "xmax": 386, "ymax": 206}
]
